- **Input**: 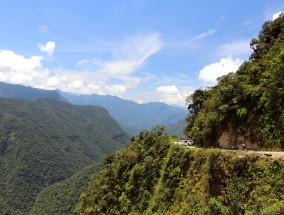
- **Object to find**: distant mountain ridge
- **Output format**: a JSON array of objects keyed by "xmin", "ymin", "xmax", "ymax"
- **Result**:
[
  {"xmin": 0, "ymin": 82, "xmax": 67, "ymax": 101},
  {"xmin": 60, "ymin": 92, "xmax": 188, "ymax": 135},
  {"xmin": 0, "ymin": 82, "xmax": 187, "ymax": 136}
]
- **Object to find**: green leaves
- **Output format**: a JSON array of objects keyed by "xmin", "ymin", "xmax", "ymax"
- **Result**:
[
  {"xmin": 185, "ymin": 14, "xmax": 284, "ymax": 149},
  {"xmin": 236, "ymin": 107, "xmax": 247, "ymax": 118}
]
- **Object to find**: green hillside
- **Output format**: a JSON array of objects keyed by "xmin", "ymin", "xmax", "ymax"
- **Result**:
[
  {"xmin": 0, "ymin": 97, "xmax": 129, "ymax": 214},
  {"xmin": 30, "ymin": 162, "xmax": 101, "ymax": 215},
  {"xmin": 75, "ymin": 15, "xmax": 284, "ymax": 215},
  {"xmin": 75, "ymin": 127, "xmax": 284, "ymax": 215},
  {"xmin": 185, "ymin": 14, "xmax": 284, "ymax": 149}
]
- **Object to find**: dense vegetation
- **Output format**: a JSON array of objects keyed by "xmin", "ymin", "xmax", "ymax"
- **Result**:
[
  {"xmin": 61, "ymin": 92, "xmax": 187, "ymax": 135},
  {"xmin": 165, "ymin": 120, "xmax": 187, "ymax": 138},
  {"xmin": 76, "ymin": 127, "xmax": 284, "ymax": 214},
  {"xmin": 30, "ymin": 162, "xmax": 101, "ymax": 215},
  {"xmin": 185, "ymin": 14, "xmax": 284, "ymax": 149},
  {"xmin": 0, "ymin": 81, "xmax": 67, "ymax": 101},
  {"xmin": 0, "ymin": 97, "xmax": 129, "ymax": 214}
]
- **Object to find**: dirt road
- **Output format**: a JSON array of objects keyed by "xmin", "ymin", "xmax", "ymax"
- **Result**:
[{"xmin": 221, "ymin": 149, "xmax": 284, "ymax": 159}]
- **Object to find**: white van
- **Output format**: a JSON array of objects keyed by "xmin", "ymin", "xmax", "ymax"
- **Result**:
[{"xmin": 177, "ymin": 140, "xmax": 194, "ymax": 146}]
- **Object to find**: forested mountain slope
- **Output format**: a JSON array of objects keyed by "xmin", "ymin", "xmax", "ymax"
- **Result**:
[
  {"xmin": 186, "ymin": 14, "xmax": 284, "ymax": 149},
  {"xmin": 61, "ymin": 92, "xmax": 188, "ymax": 135},
  {"xmin": 76, "ymin": 128, "xmax": 284, "ymax": 215},
  {"xmin": 0, "ymin": 97, "xmax": 129, "ymax": 214},
  {"xmin": 165, "ymin": 120, "xmax": 187, "ymax": 138},
  {"xmin": 0, "ymin": 82, "xmax": 67, "ymax": 102},
  {"xmin": 30, "ymin": 162, "xmax": 101, "ymax": 215}
]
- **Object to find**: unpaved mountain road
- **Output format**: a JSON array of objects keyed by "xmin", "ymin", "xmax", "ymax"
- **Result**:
[
  {"xmin": 221, "ymin": 149, "xmax": 284, "ymax": 159},
  {"xmin": 175, "ymin": 142, "xmax": 284, "ymax": 159}
]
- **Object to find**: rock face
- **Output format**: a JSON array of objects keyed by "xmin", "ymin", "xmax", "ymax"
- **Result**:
[{"xmin": 217, "ymin": 123, "xmax": 259, "ymax": 150}]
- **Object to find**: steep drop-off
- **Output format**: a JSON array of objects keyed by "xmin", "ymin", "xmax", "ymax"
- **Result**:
[
  {"xmin": 76, "ymin": 128, "xmax": 284, "ymax": 215},
  {"xmin": 30, "ymin": 162, "xmax": 102, "ymax": 215},
  {"xmin": 0, "ymin": 97, "xmax": 129, "ymax": 214}
]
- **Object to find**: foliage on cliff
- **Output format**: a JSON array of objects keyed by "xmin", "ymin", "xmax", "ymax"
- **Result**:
[
  {"xmin": 185, "ymin": 14, "xmax": 284, "ymax": 149},
  {"xmin": 75, "ymin": 128, "xmax": 284, "ymax": 215}
]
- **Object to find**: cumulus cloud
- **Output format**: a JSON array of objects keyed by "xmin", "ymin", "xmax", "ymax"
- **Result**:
[
  {"xmin": 0, "ymin": 33, "xmax": 162, "ymax": 98},
  {"xmin": 217, "ymin": 40, "xmax": 252, "ymax": 57},
  {"xmin": 198, "ymin": 57, "xmax": 243, "ymax": 84},
  {"xmin": 68, "ymin": 80, "xmax": 83, "ymax": 89},
  {"xmin": 273, "ymin": 11, "xmax": 283, "ymax": 20},
  {"xmin": 0, "ymin": 50, "xmax": 46, "ymax": 84},
  {"xmin": 46, "ymin": 76, "xmax": 60, "ymax": 86},
  {"xmin": 38, "ymin": 41, "xmax": 56, "ymax": 56},
  {"xmin": 156, "ymin": 85, "xmax": 179, "ymax": 94},
  {"xmin": 0, "ymin": 50, "xmax": 42, "ymax": 72},
  {"xmin": 156, "ymin": 85, "xmax": 193, "ymax": 106}
]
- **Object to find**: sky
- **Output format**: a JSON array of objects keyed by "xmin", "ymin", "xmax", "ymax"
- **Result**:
[{"xmin": 0, "ymin": 0, "xmax": 283, "ymax": 106}]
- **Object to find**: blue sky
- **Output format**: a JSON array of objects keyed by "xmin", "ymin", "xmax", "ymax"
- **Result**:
[{"xmin": 0, "ymin": 0, "xmax": 283, "ymax": 106}]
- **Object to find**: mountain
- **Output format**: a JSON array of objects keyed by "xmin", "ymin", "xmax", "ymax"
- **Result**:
[
  {"xmin": 165, "ymin": 120, "xmax": 187, "ymax": 138},
  {"xmin": 74, "ymin": 15, "xmax": 284, "ymax": 215},
  {"xmin": 0, "ymin": 82, "xmax": 188, "ymax": 136},
  {"xmin": 0, "ymin": 82, "xmax": 67, "ymax": 102},
  {"xmin": 185, "ymin": 13, "xmax": 284, "ymax": 149},
  {"xmin": 60, "ymin": 92, "xmax": 188, "ymax": 135},
  {"xmin": 0, "ymin": 97, "xmax": 129, "ymax": 214},
  {"xmin": 75, "ymin": 127, "xmax": 284, "ymax": 214},
  {"xmin": 30, "ymin": 162, "xmax": 102, "ymax": 215}
]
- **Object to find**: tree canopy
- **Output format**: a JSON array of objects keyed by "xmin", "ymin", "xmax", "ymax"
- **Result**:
[{"xmin": 185, "ymin": 13, "xmax": 284, "ymax": 149}]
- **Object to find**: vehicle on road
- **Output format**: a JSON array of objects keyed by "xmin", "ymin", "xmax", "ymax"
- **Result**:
[{"xmin": 177, "ymin": 139, "xmax": 194, "ymax": 146}]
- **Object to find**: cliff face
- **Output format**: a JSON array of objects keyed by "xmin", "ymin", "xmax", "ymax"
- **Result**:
[
  {"xmin": 217, "ymin": 122, "xmax": 259, "ymax": 150},
  {"xmin": 76, "ymin": 129, "xmax": 284, "ymax": 215}
]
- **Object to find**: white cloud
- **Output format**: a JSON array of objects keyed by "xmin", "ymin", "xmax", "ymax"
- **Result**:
[
  {"xmin": 0, "ymin": 50, "xmax": 46, "ymax": 85},
  {"xmin": 0, "ymin": 33, "xmax": 162, "ymax": 98},
  {"xmin": 156, "ymin": 85, "xmax": 193, "ymax": 106},
  {"xmin": 217, "ymin": 39, "xmax": 252, "ymax": 57},
  {"xmin": 101, "ymin": 33, "xmax": 162, "ymax": 76},
  {"xmin": 273, "ymin": 11, "xmax": 283, "ymax": 20},
  {"xmin": 194, "ymin": 30, "xmax": 216, "ymax": 40},
  {"xmin": 156, "ymin": 85, "xmax": 179, "ymax": 94},
  {"xmin": 198, "ymin": 57, "xmax": 243, "ymax": 84},
  {"xmin": 46, "ymin": 76, "xmax": 60, "ymax": 86},
  {"xmin": 75, "ymin": 33, "xmax": 162, "ymax": 91},
  {"xmin": 169, "ymin": 29, "xmax": 216, "ymax": 50},
  {"xmin": 0, "ymin": 50, "xmax": 42, "ymax": 72},
  {"xmin": 38, "ymin": 41, "xmax": 56, "ymax": 56},
  {"xmin": 68, "ymin": 80, "xmax": 83, "ymax": 89},
  {"xmin": 105, "ymin": 85, "xmax": 126, "ymax": 94}
]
